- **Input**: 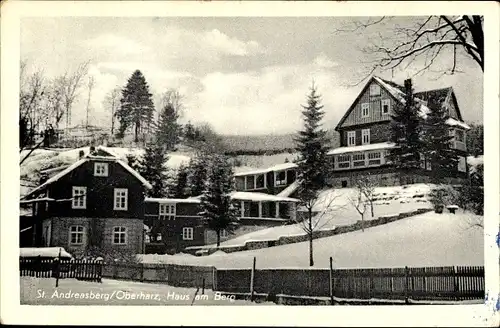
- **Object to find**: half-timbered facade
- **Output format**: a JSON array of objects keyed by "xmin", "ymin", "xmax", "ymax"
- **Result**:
[{"xmin": 329, "ymin": 76, "xmax": 470, "ymax": 187}]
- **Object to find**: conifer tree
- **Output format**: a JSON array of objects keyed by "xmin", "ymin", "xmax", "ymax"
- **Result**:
[
  {"xmin": 169, "ymin": 164, "xmax": 190, "ymax": 199},
  {"xmin": 186, "ymin": 153, "xmax": 209, "ymax": 196},
  {"xmin": 199, "ymin": 154, "xmax": 239, "ymax": 247},
  {"xmin": 294, "ymin": 82, "xmax": 331, "ymax": 267},
  {"xmin": 156, "ymin": 95, "xmax": 182, "ymax": 151},
  {"xmin": 137, "ymin": 144, "xmax": 170, "ymax": 198},
  {"xmin": 421, "ymin": 93, "xmax": 458, "ymax": 184},
  {"xmin": 388, "ymin": 79, "xmax": 424, "ymax": 183},
  {"xmin": 116, "ymin": 70, "xmax": 155, "ymax": 142}
]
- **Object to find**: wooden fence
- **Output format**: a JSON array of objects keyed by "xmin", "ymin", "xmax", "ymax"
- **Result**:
[
  {"xmin": 215, "ymin": 264, "xmax": 484, "ymax": 302},
  {"xmin": 20, "ymin": 257, "xmax": 102, "ymax": 282}
]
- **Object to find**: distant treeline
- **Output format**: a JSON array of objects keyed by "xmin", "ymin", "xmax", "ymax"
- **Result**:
[{"xmin": 223, "ymin": 148, "xmax": 297, "ymax": 157}]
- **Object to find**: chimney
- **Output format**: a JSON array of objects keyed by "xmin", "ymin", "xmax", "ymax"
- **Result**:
[
  {"xmin": 90, "ymin": 145, "xmax": 96, "ymax": 154},
  {"xmin": 404, "ymin": 79, "xmax": 412, "ymax": 93}
]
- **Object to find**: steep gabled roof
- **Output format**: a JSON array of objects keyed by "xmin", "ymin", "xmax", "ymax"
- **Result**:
[
  {"xmin": 23, "ymin": 156, "xmax": 152, "ymax": 199},
  {"xmin": 335, "ymin": 76, "xmax": 466, "ymax": 131},
  {"xmin": 414, "ymin": 87, "xmax": 463, "ymax": 121}
]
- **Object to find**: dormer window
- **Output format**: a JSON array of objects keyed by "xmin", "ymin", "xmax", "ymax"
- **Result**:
[
  {"xmin": 94, "ymin": 162, "xmax": 108, "ymax": 177},
  {"xmin": 370, "ymin": 84, "xmax": 381, "ymax": 96}
]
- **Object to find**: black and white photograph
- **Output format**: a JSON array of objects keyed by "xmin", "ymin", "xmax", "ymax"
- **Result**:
[{"xmin": 1, "ymin": 1, "xmax": 499, "ymax": 326}]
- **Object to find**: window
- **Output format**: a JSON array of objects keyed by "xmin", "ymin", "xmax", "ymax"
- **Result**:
[
  {"xmin": 370, "ymin": 83, "xmax": 381, "ymax": 96},
  {"xmin": 337, "ymin": 155, "xmax": 351, "ymax": 169},
  {"xmin": 72, "ymin": 187, "xmax": 87, "ymax": 209},
  {"xmin": 114, "ymin": 188, "xmax": 128, "ymax": 211},
  {"xmin": 458, "ymin": 157, "xmax": 467, "ymax": 172},
  {"xmin": 94, "ymin": 162, "xmax": 108, "ymax": 177},
  {"xmin": 419, "ymin": 153, "xmax": 426, "ymax": 169},
  {"xmin": 426, "ymin": 160, "xmax": 432, "ymax": 171},
  {"xmin": 362, "ymin": 129, "xmax": 370, "ymax": 145},
  {"xmin": 255, "ymin": 174, "xmax": 265, "ymax": 189},
  {"xmin": 246, "ymin": 175, "xmax": 255, "ymax": 190},
  {"xmin": 112, "ymin": 226, "xmax": 127, "ymax": 244},
  {"xmin": 275, "ymin": 171, "xmax": 287, "ymax": 186},
  {"xmin": 381, "ymin": 99, "xmax": 391, "ymax": 114},
  {"xmin": 220, "ymin": 229, "xmax": 228, "ymax": 238},
  {"xmin": 455, "ymin": 129, "xmax": 465, "ymax": 143},
  {"xmin": 159, "ymin": 203, "xmax": 175, "ymax": 220},
  {"xmin": 69, "ymin": 225, "xmax": 84, "ymax": 245},
  {"xmin": 235, "ymin": 177, "xmax": 245, "ymax": 191},
  {"xmin": 368, "ymin": 152, "xmax": 382, "ymax": 165},
  {"xmin": 182, "ymin": 227, "xmax": 194, "ymax": 240},
  {"xmin": 347, "ymin": 131, "xmax": 356, "ymax": 146},
  {"xmin": 361, "ymin": 103, "xmax": 370, "ymax": 118},
  {"xmin": 341, "ymin": 180, "xmax": 348, "ymax": 188},
  {"xmin": 353, "ymin": 153, "xmax": 366, "ymax": 167}
]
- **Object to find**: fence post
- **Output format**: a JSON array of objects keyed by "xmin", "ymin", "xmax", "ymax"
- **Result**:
[
  {"xmin": 36, "ymin": 256, "xmax": 41, "ymax": 278},
  {"xmin": 329, "ymin": 257, "xmax": 334, "ymax": 305},
  {"xmin": 55, "ymin": 248, "xmax": 61, "ymax": 287},
  {"xmin": 202, "ymin": 277, "xmax": 206, "ymax": 295},
  {"xmin": 212, "ymin": 267, "xmax": 217, "ymax": 291},
  {"xmin": 453, "ymin": 266, "xmax": 459, "ymax": 301},
  {"xmin": 404, "ymin": 266, "xmax": 410, "ymax": 304},
  {"xmin": 140, "ymin": 263, "xmax": 144, "ymax": 282},
  {"xmin": 250, "ymin": 256, "xmax": 256, "ymax": 301}
]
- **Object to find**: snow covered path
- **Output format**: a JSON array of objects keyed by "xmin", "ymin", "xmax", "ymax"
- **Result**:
[
  {"xmin": 140, "ymin": 211, "xmax": 484, "ymax": 269},
  {"xmin": 20, "ymin": 277, "xmax": 273, "ymax": 305}
]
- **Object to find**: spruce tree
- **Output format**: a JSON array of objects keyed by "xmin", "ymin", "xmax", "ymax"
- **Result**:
[
  {"xmin": 170, "ymin": 164, "xmax": 190, "ymax": 199},
  {"xmin": 156, "ymin": 102, "xmax": 182, "ymax": 151},
  {"xmin": 421, "ymin": 93, "xmax": 458, "ymax": 184},
  {"xmin": 116, "ymin": 70, "xmax": 155, "ymax": 142},
  {"xmin": 294, "ymin": 82, "xmax": 331, "ymax": 267},
  {"xmin": 388, "ymin": 79, "xmax": 424, "ymax": 183},
  {"xmin": 186, "ymin": 153, "xmax": 209, "ymax": 196},
  {"xmin": 199, "ymin": 154, "xmax": 240, "ymax": 247},
  {"xmin": 137, "ymin": 144, "xmax": 170, "ymax": 198}
]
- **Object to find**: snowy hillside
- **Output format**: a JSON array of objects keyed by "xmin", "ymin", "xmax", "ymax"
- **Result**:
[
  {"xmin": 196, "ymin": 184, "xmax": 433, "ymax": 248},
  {"xmin": 139, "ymin": 210, "xmax": 484, "ymax": 269}
]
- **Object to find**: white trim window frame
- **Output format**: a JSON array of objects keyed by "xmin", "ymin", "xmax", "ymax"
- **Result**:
[
  {"xmin": 367, "ymin": 151, "xmax": 382, "ymax": 166},
  {"xmin": 361, "ymin": 129, "xmax": 370, "ymax": 145},
  {"xmin": 381, "ymin": 99, "xmax": 391, "ymax": 115},
  {"xmin": 72, "ymin": 186, "xmax": 87, "ymax": 209},
  {"xmin": 336, "ymin": 154, "xmax": 351, "ymax": 170},
  {"xmin": 114, "ymin": 188, "xmax": 128, "ymax": 211},
  {"xmin": 458, "ymin": 156, "xmax": 467, "ymax": 172},
  {"xmin": 274, "ymin": 170, "xmax": 288, "ymax": 187},
  {"xmin": 347, "ymin": 131, "xmax": 356, "ymax": 146},
  {"xmin": 361, "ymin": 103, "xmax": 370, "ymax": 118},
  {"xmin": 69, "ymin": 225, "xmax": 85, "ymax": 245},
  {"xmin": 220, "ymin": 229, "xmax": 228, "ymax": 238},
  {"xmin": 94, "ymin": 162, "xmax": 109, "ymax": 177},
  {"xmin": 352, "ymin": 153, "xmax": 366, "ymax": 168},
  {"xmin": 182, "ymin": 227, "xmax": 194, "ymax": 240},
  {"xmin": 112, "ymin": 226, "xmax": 127, "ymax": 245},
  {"xmin": 159, "ymin": 203, "xmax": 175, "ymax": 220}
]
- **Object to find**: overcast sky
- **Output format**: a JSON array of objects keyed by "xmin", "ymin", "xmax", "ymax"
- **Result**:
[{"xmin": 21, "ymin": 17, "xmax": 483, "ymax": 135}]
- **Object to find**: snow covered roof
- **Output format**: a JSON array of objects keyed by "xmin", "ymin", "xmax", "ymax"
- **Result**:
[
  {"xmin": 145, "ymin": 197, "xmax": 202, "ymax": 204},
  {"xmin": 19, "ymin": 197, "xmax": 55, "ymax": 204},
  {"xmin": 20, "ymin": 247, "xmax": 72, "ymax": 258},
  {"xmin": 328, "ymin": 142, "xmax": 396, "ymax": 155},
  {"xmin": 234, "ymin": 162, "xmax": 298, "ymax": 177},
  {"xmin": 23, "ymin": 156, "xmax": 152, "ymax": 199},
  {"xmin": 446, "ymin": 118, "xmax": 471, "ymax": 130},
  {"xmin": 373, "ymin": 76, "xmax": 407, "ymax": 103},
  {"xmin": 229, "ymin": 191, "xmax": 299, "ymax": 203},
  {"xmin": 277, "ymin": 180, "xmax": 300, "ymax": 197}
]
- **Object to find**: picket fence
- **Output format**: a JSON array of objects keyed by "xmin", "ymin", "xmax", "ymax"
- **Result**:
[
  {"xmin": 20, "ymin": 257, "xmax": 102, "ymax": 282},
  {"xmin": 215, "ymin": 265, "xmax": 484, "ymax": 302}
]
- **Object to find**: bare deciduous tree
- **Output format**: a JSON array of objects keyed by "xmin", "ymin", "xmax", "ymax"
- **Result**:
[
  {"xmin": 349, "ymin": 184, "xmax": 369, "ymax": 232},
  {"xmin": 336, "ymin": 16, "xmax": 484, "ymax": 84},
  {"xmin": 60, "ymin": 61, "xmax": 90, "ymax": 129},
  {"xmin": 104, "ymin": 87, "xmax": 122, "ymax": 135},
  {"xmin": 357, "ymin": 175, "xmax": 377, "ymax": 218},
  {"xmin": 85, "ymin": 76, "xmax": 95, "ymax": 127}
]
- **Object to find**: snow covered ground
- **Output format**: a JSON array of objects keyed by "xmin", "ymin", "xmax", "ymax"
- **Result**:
[
  {"xmin": 20, "ymin": 277, "xmax": 273, "ymax": 305},
  {"xmin": 199, "ymin": 184, "xmax": 433, "ymax": 248},
  {"xmin": 139, "ymin": 210, "xmax": 484, "ymax": 269}
]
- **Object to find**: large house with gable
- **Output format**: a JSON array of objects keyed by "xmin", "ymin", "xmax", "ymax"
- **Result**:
[
  {"xmin": 327, "ymin": 76, "xmax": 470, "ymax": 188},
  {"xmin": 21, "ymin": 146, "xmax": 152, "ymax": 260}
]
